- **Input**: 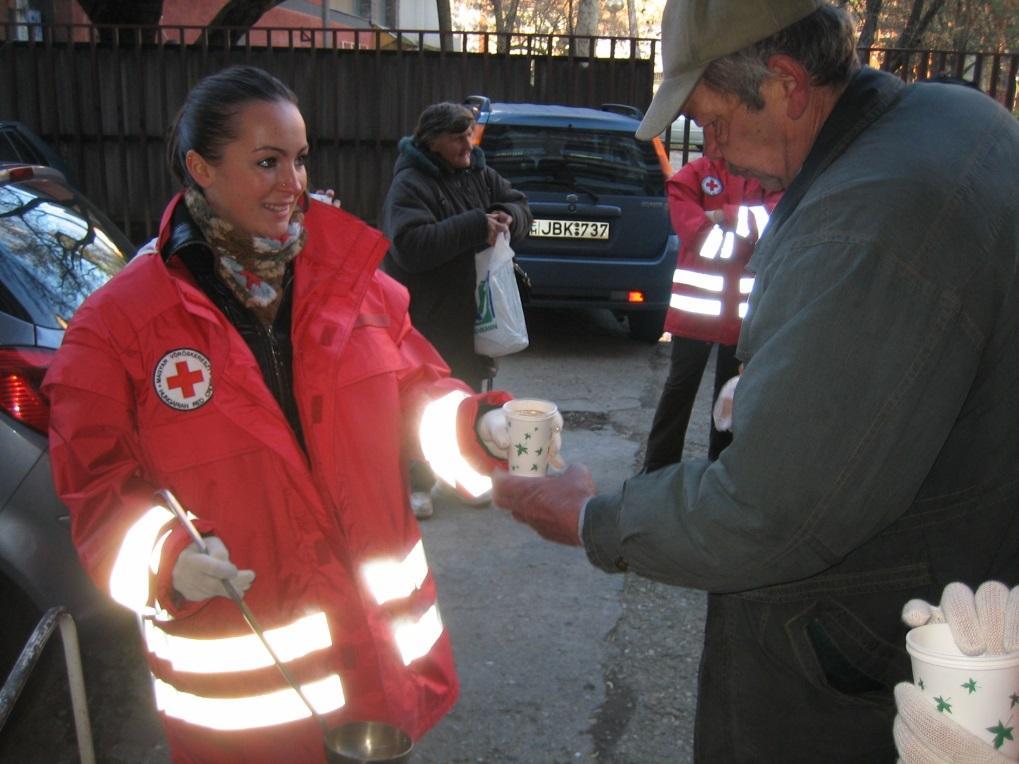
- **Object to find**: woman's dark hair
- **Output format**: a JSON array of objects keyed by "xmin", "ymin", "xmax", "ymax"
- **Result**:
[
  {"xmin": 167, "ymin": 65, "xmax": 299, "ymax": 187},
  {"xmin": 412, "ymin": 102, "xmax": 476, "ymax": 148}
]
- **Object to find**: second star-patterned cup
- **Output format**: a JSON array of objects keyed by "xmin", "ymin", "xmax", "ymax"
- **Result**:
[{"xmin": 906, "ymin": 622, "xmax": 1019, "ymax": 759}]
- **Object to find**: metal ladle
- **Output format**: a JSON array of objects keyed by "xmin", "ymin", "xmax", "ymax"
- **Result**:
[{"xmin": 157, "ymin": 489, "xmax": 414, "ymax": 763}]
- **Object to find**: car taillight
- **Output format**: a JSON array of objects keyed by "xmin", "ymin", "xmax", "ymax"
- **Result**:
[{"xmin": 0, "ymin": 348, "xmax": 54, "ymax": 435}]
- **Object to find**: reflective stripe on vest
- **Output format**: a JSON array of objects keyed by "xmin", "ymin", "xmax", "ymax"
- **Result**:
[
  {"xmin": 674, "ymin": 269, "xmax": 723, "ymax": 292},
  {"xmin": 113, "ymin": 506, "xmax": 347, "ymax": 731},
  {"xmin": 419, "ymin": 390, "xmax": 491, "ymax": 497},
  {"xmin": 699, "ymin": 225, "xmax": 735, "ymax": 260},
  {"xmin": 670, "ymin": 205, "xmax": 769, "ymax": 326},
  {"xmin": 109, "ymin": 504, "xmax": 176, "ymax": 612},
  {"xmin": 670, "ymin": 279, "xmax": 754, "ymax": 320},
  {"xmin": 735, "ymin": 205, "xmax": 770, "ymax": 239},
  {"xmin": 394, "ymin": 603, "xmax": 444, "ymax": 666},
  {"xmin": 362, "ymin": 540, "xmax": 428, "ymax": 605},
  {"xmin": 362, "ymin": 540, "xmax": 444, "ymax": 665},
  {"xmin": 670, "ymin": 293, "xmax": 722, "ymax": 316},
  {"xmin": 152, "ymin": 672, "xmax": 345, "ymax": 731},
  {"xmin": 144, "ymin": 611, "xmax": 332, "ymax": 673}
]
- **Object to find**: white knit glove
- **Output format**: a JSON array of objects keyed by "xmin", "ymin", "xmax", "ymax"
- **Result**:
[
  {"xmin": 172, "ymin": 536, "xmax": 255, "ymax": 602},
  {"xmin": 477, "ymin": 408, "xmax": 510, "ymax": 458},
  {"xmin": 893, "ymin": 582, "xmax": 1019, "ymax": 763},
  {"xmin": 901, "ymin": 581, "xmax": 1019, "ymax": 655},
  {"xmin": 478, "ymin": 408, "xmax": 565, "ymax": 468},
  {"xmin": 893, "ymin": 682, "xmax": 1011, "ymax": 763}
]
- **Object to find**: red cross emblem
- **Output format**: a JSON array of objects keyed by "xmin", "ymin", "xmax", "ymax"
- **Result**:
[
  {"xmin": 154, "ymin": 349, "xmax": 213, "ymax": 411},
  {"xmin": 701, "ymin": 175, "xmax": 724, "ymax": 196},
  {"xmin": 166, "ymin": 361, "xmax": 205, "ymax": 398}
]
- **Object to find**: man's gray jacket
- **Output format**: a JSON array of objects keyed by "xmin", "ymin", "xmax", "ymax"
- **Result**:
[{"xmin": 583, "ymin": 68, "xmax": 1019, "ymax": 760}]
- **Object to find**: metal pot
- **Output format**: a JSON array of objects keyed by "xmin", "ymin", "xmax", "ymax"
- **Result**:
[{"xmin": 324, "ymin": 721, "xmax": 413, "ymax": 764}]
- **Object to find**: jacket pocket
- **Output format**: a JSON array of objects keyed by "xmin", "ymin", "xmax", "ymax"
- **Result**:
[
  {"xmin": 140, "ymin": 409, "xmax": 262, "ymax": 474},
  {"xmin": 331, "ymin": 324, "xmax": 405, "ymax": 389},
  {"xmin": 786, "ymin": 597, "xmax": 912, "ymax": 704}
]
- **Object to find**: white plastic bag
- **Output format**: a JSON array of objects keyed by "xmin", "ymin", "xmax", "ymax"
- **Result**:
[
  {"xmin": 474, "ymin": 233, "xmax": 529, "ymax": 357},
  {"xmin": 712, "ymin": 375, "xmax": 740, "ymax": 431}
]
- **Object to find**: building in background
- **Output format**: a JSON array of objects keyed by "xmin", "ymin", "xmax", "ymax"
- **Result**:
[{"xmin": 4, "ymin": 0, "xmax": 448, "ymax": 49}]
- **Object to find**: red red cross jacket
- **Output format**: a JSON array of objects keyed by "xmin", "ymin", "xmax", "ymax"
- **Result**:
[
  {"xmin": 44, "ymin": 196, "xmax": 507, "ymax": 763},
  {"xmin": 665, "ymin": 157, "xmax": 783, "ymax": 346}
]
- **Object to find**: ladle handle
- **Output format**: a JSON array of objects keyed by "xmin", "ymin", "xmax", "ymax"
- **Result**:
[{"xmin": 157, "ymin": 488, "xmax": 331, "ymax": 734}]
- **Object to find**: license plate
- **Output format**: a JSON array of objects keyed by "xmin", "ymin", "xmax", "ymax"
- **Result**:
[{"xmin": 530, "ymin": 219, "xmax": 610, "ymax": 240}]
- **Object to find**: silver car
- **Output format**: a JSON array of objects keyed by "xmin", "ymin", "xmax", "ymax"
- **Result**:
[
  {"xmin": 0, "ymin": 162, "xmax": 132, "ymax": 676},
  {"xmin": 668, "ymin": 114, "xmax": 705, "ymax": 152}
]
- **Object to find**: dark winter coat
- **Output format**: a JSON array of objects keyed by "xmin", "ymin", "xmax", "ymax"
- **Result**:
[
  {"xmin": 583, "ymin": 68, "xmax": 1019, "ymax": 760},
  {"xmin": 381, "ymin": 138, "xmax": 531, "ymax": 388}
]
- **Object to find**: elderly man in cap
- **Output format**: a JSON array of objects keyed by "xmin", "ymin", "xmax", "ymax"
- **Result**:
[{"xmin": 492, "ymin": 0, "xmax": 1019, "ymax": 760}]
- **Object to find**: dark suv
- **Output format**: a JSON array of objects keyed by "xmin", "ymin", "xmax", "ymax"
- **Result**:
[{"xmin": 467, "ymin": 96, "xmax": 678, "ymax": 342}]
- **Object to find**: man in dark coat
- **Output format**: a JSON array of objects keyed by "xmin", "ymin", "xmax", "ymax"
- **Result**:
[{"xmin": 381, "ymin": 102, "xmax": 532, "ymax": 392}]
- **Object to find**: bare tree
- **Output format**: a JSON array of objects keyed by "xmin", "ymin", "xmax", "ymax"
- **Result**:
[
  {"xmin": 436, "ymin": 0, "xmax": 454, "ymax": 51},
  {"xmin": 574, "ymin": 0, "xmax": 599, "ymax": 55},
  {"xmin": 883, "ymin": 0, "xmax": 948, "ymax": 73},
  {"xmin": 490, "ymin": 0, "xmax": 524, "ymax": 53},
  {"xmin": 855, "ymin": 0, "xmax": 885, "ymax": 49},
  {"xmin": 206, "ymin": 0, "xmax": 287, "ymax": 46},
  {"xmin": 77, "ymin": 0, "xmax": 163, "ymax": 42}
]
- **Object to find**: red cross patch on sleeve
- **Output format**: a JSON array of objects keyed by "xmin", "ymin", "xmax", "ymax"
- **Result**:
[{"xmin": 701, "ymin": 175, "xmax": 724, "ymax": 196}]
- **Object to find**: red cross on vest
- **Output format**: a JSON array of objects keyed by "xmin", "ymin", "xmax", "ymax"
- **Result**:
[{"xmin": 166, "ymin": 360, "xmax": 205, "ymax": 399}]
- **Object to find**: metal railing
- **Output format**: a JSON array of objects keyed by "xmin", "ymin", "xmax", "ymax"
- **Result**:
[
  {"xmin": 0, "ymin": 607, "xmax": 95, "ymax": 764},
  {"xmin": 0, "ymin": 23, "xmax": 657, "ymax": 240},
  {"xmin": 857, "ymin": 46, "xmax": 1018, "ymax": 109}
]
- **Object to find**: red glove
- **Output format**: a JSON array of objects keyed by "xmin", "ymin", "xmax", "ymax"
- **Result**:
[{"xmin": 491, "ymin": 464, "xmax": 595, "ymax": 547}]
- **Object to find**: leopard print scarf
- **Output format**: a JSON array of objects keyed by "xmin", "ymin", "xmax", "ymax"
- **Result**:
[{"xmin": 184, "ymin": 187, "xmax": 306, "ymax": 326}]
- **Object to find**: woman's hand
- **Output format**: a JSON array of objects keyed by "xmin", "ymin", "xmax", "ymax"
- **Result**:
[
  {"xmin": 309, "ymin": 188, "xmax": 342, "ymax": 208},
  {"xmin": 173, "ymin": 537, "xmax": 255, "ymax": 602},
  {"xmin": 486, "ymin": 212, "xmax": 511, "ymax": 245}
]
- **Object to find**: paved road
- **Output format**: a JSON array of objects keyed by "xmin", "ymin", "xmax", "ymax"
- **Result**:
[{"xmin": 1, "ymin": 306, "xmax": 715, "ymax": 763}]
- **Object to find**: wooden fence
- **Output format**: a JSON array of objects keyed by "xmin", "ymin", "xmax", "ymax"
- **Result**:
[{"xmin": 0, "ymin": 24, "xmax": 656, "ymax": 241}]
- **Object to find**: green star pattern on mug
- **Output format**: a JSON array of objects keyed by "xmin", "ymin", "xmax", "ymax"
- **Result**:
[{"xmin": 987, "ymin": 720, "xmax": 1015, "ymax": 749}]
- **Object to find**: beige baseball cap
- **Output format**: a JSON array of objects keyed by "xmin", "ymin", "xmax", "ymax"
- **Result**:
[{"xmin": 635, "ymin": 0, "xmax": 825, "ymax": 140}]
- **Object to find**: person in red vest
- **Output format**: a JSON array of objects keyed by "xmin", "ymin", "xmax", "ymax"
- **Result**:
[
  {"xmin": 43, "ymin": 65, "xmax": 515, "ymax": 763},
  {"xmin": 643, "ymin": 146, "xmax": 781, "ymax": 470}
]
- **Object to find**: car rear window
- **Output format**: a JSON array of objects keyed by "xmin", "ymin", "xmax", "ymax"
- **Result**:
[
  {"xmin": 0, "ymin": 128, "xmax": 47, "ymax": 166},
  {"xmin": 481, "ymin": 124, "xmax": 665, "ymax": 197},
  {"xmin": 0, "ymin": 175, "xmax": 130, "ymax": 329}
]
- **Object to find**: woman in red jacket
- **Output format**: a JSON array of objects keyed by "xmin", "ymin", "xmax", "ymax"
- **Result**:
[{"xmin": 44, "ymin": 65, "xmax": 510, "ymax": 763}]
